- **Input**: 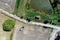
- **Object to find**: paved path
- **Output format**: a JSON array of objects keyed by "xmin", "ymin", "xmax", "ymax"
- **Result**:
[
  {"xmin": 0, "ymin": 13, "xmax": 12, "ymax": 40},
  {"xmin": 0, "ymin": 9, "xmax": 60, "ymax": 30},
  {"xmin": 50, "ymin": 29, "xmax": 60, "ymax": 40},
  {"xmin": 13, "ymin": 20, "xmax": 51, "ymax": 40},
  {"xmin": 0, "ymin": 9, "xmax": 60, "ymax": 40}
]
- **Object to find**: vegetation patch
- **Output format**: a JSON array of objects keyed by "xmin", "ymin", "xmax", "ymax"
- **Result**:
[
  {"xmin": 10, "ymin": 32, "xmax": 13, "ymax": 40},
  {"xmin": 13, "ymin": 0, "xmax": 21, "ymax": 14},
  {"xmin": 13, "ymin": 0, "xmax": 60, "ymax": 26},
  {"xmin": 25, "ymin": 0, "xmax": 60, "ymax": 26},
  {"xmin": 26, "ymin": 9, "xmax": 52, "ymax": 22},
  {"xmin": 26, "ymin": 10, "xmax": 40, "ymax": 20},
  {"xmin": 2, "ymin": 19, "xmax": 15, "ymax": 31}
]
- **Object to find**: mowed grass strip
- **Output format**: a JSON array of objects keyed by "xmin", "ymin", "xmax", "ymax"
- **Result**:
[{"xmin": 26, "ymin": 10, "xmax": 52, "ymax": 22}]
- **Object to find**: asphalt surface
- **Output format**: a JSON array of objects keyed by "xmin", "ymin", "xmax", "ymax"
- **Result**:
[
  {"xmin": 15, "ymin": 21, "xmax": 51, "ymax": 40},
  {"xmin": 0, "ymin": 0, "xmax": 16, "ymax": 13}
]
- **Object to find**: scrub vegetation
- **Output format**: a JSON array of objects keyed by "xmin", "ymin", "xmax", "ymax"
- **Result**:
[{"xmin": 2, "ymin": 19, "xmax": 15, "ymax": 31}]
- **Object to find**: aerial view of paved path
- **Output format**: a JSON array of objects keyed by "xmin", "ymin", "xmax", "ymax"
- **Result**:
[
  {"xmin": 0, "ymin": 13, "xmax": 12, "ymax": 40},
  {"xmin": 13, "ymin": 20, "xmax": 51, "ymax": 40}
]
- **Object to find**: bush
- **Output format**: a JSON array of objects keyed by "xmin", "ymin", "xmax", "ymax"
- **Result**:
[{"xmin": 2, "ymin": 19, "xmax": 15, "ymax": 31}]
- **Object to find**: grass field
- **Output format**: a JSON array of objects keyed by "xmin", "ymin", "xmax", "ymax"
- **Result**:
[
  {"xmin": 13, "ymin": 0, "xmax": 60, "ymax": 26},
  {"xmin": 25, "ymin": 8, "xmax": 60, "ymax": 26}
]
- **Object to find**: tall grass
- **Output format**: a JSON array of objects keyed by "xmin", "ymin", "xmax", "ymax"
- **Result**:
[{"xmin": 13, "ymin": 0, "xmax": 21, "ymax": 14}]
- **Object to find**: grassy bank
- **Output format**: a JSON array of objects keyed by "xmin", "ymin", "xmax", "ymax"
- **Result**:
[
  {"xmin": 13, "ymin": 0, "xmax": 60, "ymax": 26},
  {"xmin": 10, "ymin": 32, "xmax": 13, "ymax": 40}
]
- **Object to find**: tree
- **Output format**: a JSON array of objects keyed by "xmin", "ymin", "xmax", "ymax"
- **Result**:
[{"xmin": 2, "ymin": 19, "xmax": 15, "ymax": 31}]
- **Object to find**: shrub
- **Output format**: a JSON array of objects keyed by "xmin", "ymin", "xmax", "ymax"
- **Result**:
[{"xmin": 2, "ymin": 19, "xmax": 15, "ymax": 31}]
